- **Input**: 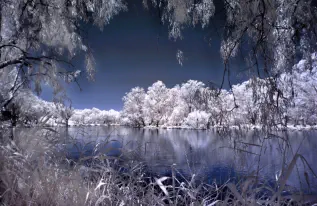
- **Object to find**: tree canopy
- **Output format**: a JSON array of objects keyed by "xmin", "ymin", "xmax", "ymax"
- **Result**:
[{"xmin": 1, "ymin": 0, "xmax": 317, "ymax": 127}]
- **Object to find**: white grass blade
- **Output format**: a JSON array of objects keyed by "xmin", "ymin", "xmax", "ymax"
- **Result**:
[
  {"xmin": 95, "ymin": 179, "xmax": 106, "ymax": 190},
  {"xmin": 155, "ymin": 177, "xmax": 170, "ymax": 197},
  {"xmin": 85, "ymin": 192, "xmax": 90, "ymax": 204},
  {"xmin": 207, "ymin": 200, "xmax": 220, "ymax": 206}
]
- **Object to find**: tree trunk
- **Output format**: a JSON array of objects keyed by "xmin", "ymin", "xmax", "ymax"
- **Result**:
[
  {"xmin": 65, "ymin": 118, "xmax": 69, "ymax": 127},
  {"xmin": 11, "ymin": 105, "xmax": 18, "ymax": 128}
]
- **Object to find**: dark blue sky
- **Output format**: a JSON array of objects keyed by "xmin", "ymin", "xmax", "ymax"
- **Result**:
[{"xmin": 41, "ymin": 1, "xmax": 250, "ymax": 111}]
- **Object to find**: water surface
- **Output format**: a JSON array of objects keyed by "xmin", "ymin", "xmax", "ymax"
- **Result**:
[{"xmin": 23, "ymin": 126, "xmax": 317, "ymax": 194}]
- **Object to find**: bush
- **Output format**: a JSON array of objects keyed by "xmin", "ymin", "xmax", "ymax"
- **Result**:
[{"xmin": 183, "ymin": 110, "xmax": 211, "ymax": 129}]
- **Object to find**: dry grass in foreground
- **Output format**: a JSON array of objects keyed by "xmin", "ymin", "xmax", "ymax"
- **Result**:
[{"xmin": 0, "ymin": 127, "xmax": 316, "ymax": 206}]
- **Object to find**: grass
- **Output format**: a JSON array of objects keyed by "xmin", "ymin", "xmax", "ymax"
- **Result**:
[{"xmin": 0, "ymin": 126, "xmax": 317, "ymax": 205}]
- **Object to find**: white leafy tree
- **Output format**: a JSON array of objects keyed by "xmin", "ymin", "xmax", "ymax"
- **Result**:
[
  {"xmin": 56, "ymin": 103, "xmax": 74, "ymax": 127},
  {"xmin": 122, "ymin": 87, "xmax": 146, "ymax": 127},
  {"xmin": 0, "ymin": 67, "xmax": 26, "ymax": 107},
  {"xmin": 0, "ymin": 0, "xmax": 126, "ymax": 128},
  {"xmin": 69, "ymin": 108, "xmax": 120, "ymax": 125},
  {"xmin": 165, "ymin": 85, "xmax": 187, "ymax": 126},
  {"xmin": 183, "ymin": 110, "xmax": 211, "ymax": 129},
  {"xmin": 143, "ymin": 81, "xmax": 169, "ymax": 126},
  {"xmin": 180, "ymin": 80, "xmax": 205, "ymax": 113},
  {"xmin": 0, "ymin": 84, "xmax": 56, "ymax": 126},
  {"xmin": 1, "ymin": 0, "xmax": 317, "ymax": 130},
  {"xmin": 143, "ymin": 0, "xmax": 215, "ymax": 40},
  {"xmin": 144, "ymin": 0, "xmax": 317, "ymax": 73},
  {"xmin": 279, "ymin": 53, "xmax": 317, "ymax": 126},
  {"xmin": 143, "ymin": 0, "xmax": 317, "ymax": 128},
  {"xmin": 0, "ymin": 0, "xmax": 126, "ymax": 81},
  {"xmin": 231, "ymin": 81, "xmax": 255, "ymax": 125}
]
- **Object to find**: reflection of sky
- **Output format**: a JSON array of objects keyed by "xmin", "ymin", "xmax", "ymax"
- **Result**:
[
  {"xmin": 55, "ymin": 126, "xmax": 317, "ymax": 193},
  {"xmin": 39, "ymin": 0, "xmax": 255, "ymax": 111}
]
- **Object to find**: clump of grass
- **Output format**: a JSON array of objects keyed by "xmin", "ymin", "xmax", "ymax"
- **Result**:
[
  {"xmin": 0, "ymin": 127, "xmax": 218, "ymax": 205},
  {"xmin": 0, "ymin": 129, "xmax": 90, "ymax": 205},
  {"xmin": 1, "ymin": 127, "xmax": 316, "ymax": 205}
]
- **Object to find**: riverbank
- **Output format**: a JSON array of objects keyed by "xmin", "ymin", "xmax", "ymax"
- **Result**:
[{"xmin": 39, "ymin": 121, "xmax": 317, "ymax": 131}]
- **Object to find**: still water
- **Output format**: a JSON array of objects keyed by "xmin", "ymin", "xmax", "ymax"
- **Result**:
[{"xmin": 57, "ymin": 126, "xmax": 317, "ymax": 193}]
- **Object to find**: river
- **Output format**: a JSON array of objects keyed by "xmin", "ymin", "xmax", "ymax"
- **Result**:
[{"xmin": 15, "ymin": 125, "xmax": 317, "ymax": 194}]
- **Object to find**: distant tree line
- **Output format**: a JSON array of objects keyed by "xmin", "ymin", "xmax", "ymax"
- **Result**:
[
  {"xmin": 1, "ymin": 53, "xmax": 316, "ymax": 129},
  {"xmin": 121, "ymin": 54, "xmax": 317, "ymax": 129}
]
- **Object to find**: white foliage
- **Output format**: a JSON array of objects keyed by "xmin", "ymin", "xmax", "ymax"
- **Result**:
[
  {"xmin": 122, "ymin": 87, "xmax": 146, "ymax": 126},
  {"xmin": 180, "ymin": 80, "xmax": 205, "ymax": 113},
  {"xmin": 0, "ymin": 0, "xmax": 126, "ymax": 96},
  {"xmin": 121, "ymin": 53, "xmax": 317, "ymax": 128},
  {"xmin": 192, "ymin": 0, "xmax": 215, "ymax": 28},
  {"xmin": 2, "ymin": 54, "xmax": 317, "ymax": 128},
  {"xmin": 143, "ymin": 81, "xmax": 169, "ymax": 126},
  {"xmin": 176, "ymin": 50, "xmax": 184, "ymax": 66},
  {"xmin": 70, "ymin": 108, "xmax": 120, "ymax": 125},
  {"xmin": 167, "ymin": 105, "xmax": 188, "ymax": 126},
  {"xmin": 147, "ymin": 0, "xmax": 215, "ymax": 40},
  {"xmin": 183, "ymin": 110, "xmax": 211, "ymax": 129},
  {"xmin": 85, "ymin": 53, "xmax": 96, "ymax": 81}
]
